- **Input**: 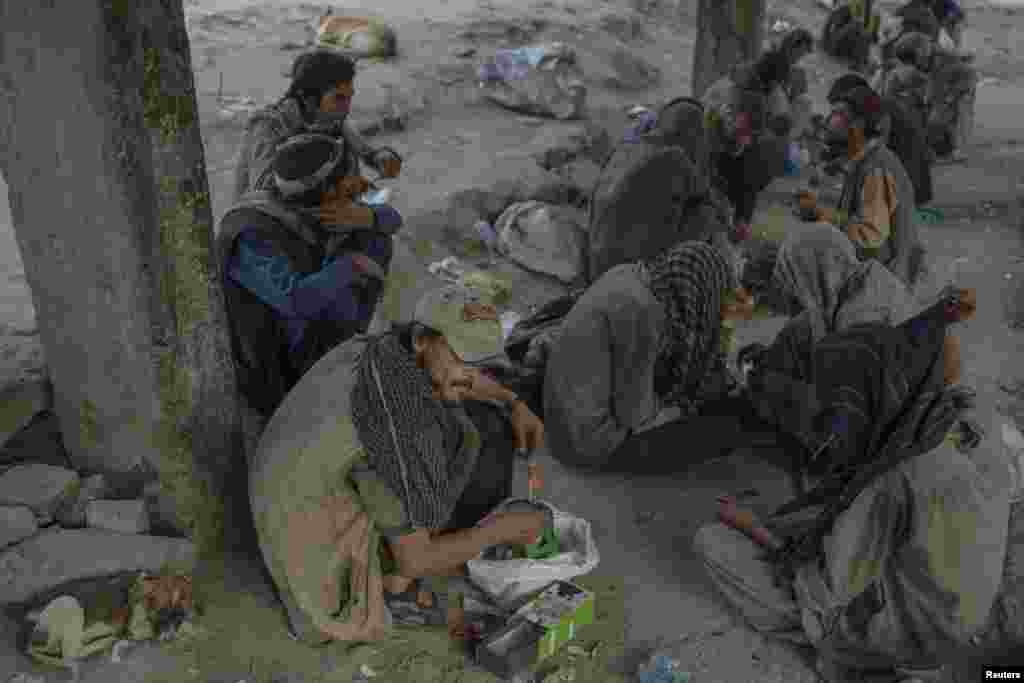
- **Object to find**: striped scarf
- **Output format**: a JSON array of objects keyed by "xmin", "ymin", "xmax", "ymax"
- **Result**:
[
  {"xmin": 350, "ymin": 333, "xmax": 478, "ymax": 530},
  {"xmin": 643, "ymin": 242, "xmax": 736, "ymax": 412}
]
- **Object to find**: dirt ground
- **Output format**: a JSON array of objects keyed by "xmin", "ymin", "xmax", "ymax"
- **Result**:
[{"xmin": 2, "ymin": 0, "xmax": 1024, "ymax": 680}]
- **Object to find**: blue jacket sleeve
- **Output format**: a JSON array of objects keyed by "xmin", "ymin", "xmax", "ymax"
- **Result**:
[{"xmin": 227, "ymin": 232, "xmax": 362, "ymax": 322}]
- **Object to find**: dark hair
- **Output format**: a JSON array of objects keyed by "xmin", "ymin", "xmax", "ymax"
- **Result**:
[
  {"xmin": 271, "ymin": 135, "xmax": 348, "ymax": 206},
  {"xmin": 754, "ymin": 50, "xmax": 792, "ymax": 89},
  {"xmin": 828, "ymin": 73, "xmax": 870, "ymax": 103},
  {"xmin": 781, "ymin": 28, "xmax": 815, "ymax": 58},
  {"xmin": 285, "ymin": 49, "xmax": 356, "ymax": 108},
  {"xmin": 839, "ymin": 85, "xmax": 886, "ymax": 137}
]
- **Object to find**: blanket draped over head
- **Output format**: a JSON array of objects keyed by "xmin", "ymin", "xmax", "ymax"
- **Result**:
[
  {"xmin": 768, "ymin": 293, "xmax": 973, "ymax": 577},
  {"xmin": 773, "ymin": 225, "xmax": 915, "ymax": 343},
  {"xmin": 644, "ymin": 242, "xmax": 735, "ymax": 412},
  {"xmin": 350, "ymin": 333, "xmax": 477, "ymax": 530}
]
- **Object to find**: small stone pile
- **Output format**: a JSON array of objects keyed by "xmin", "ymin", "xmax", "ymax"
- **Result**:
[{"xmin": 0, "ymin": 402, "xmax": 196, "ymax": 609}]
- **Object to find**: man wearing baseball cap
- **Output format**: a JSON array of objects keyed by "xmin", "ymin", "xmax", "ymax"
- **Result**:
[{"xmin": 249, "ymin": 285, "xmax": 547, "ymax": 645}]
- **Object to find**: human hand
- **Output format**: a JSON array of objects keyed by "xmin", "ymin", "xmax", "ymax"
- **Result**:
[
  {"xmin": 317, "ymin": 200, "xmax": 376, "ymax": 230},
  {"xmin": 349, "ymin": 252, "xmax": 385, "ymax": 282},
  {"xmin": 338, "ymin": 175, "xmax": 372, "ymax": 199},
  {"xmin": 484, "ymin": 510, "xmax": 547, "ymax": 546},
  {"xmin": 509, "ymin": 399, "xmax": 545, "ymax": 455},
  {"xmin": 374, "ymin": 150, "xmax": 402, "ymax": 178},
  {"xmin": 796, "ymin": 190, "xmax": 818, "ymax": 221},
  {"xmin": 722, "ymin": 287, "xmax": 756, "ymax": 321}
]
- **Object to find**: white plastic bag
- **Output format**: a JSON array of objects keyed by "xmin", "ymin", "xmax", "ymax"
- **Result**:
[
  {"xmin": 1003, "ymin": 421, "xmax": 1024, "ymax": 503},
  {"xmin": 467, "ymin": 499, "xmax": 600, "ymax": 609}
]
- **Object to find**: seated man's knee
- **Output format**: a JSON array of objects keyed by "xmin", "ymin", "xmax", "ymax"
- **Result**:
[
  {"xmin": 368, "ymin": 234, "xmax": 393, "ymax": 269},
  {"xmin": 693, "ymin": 521, "xmax": 739, "ymax": 570}
]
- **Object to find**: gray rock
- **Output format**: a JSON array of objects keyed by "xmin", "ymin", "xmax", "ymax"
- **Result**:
[
  {"xmin": 597, "ymin": 9, "xmax": 647, "ymax": 42},
  {"xmin": 603, "ymin": 47, "xmax": 661, "ymax": 91},
  {"xmin": 55, "ymin": 473, "xmax": 109, "ymax": 528},
  {"xmin": 0, "ymin": 464, "xmax": 80, "ymax": 517},
  {"xmin": 0, "ymin": 378, "xmax": 52, "ymax": 449},
  {"xmin": 530, "ymin": 122, "xmax": 614, "ymax": 169},
  {"xmin": 457, "ymin": 17, "xmax": 547, "ymax": 44},
  {"xmin": 0, "ymin": 505, "xmax": 37, "ymax": 549},
  {"xmin": 0, "ymin": 528, "xmax": 197, "ymax": 606},
  {"xmin": 552, "ymin": 158, "xmax": 604, "ymax": 201},
  {"xmin": 85, "ymin": 499, "xmax": 150, "ymax": 534},
  {"xmin": 0, "ymin": 411, "xmax": 71, "ymax": 471}
]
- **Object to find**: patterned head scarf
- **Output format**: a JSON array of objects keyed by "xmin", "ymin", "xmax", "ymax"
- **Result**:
[
  {"xmin": 773, "ymin": 225, "xmax": 866, "ymax": 341},
  {"xmin": 350, "ymin": 333, "xmax": 477, "ymax": 531},
  {"xmin": 644, "ymin": 242, "xmax": 736, "ymax": 408}
]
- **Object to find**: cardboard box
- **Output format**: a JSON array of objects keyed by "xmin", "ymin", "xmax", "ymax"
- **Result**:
[
  {"xmin": 474, "ymin": 580, "xmax": 596, "ymax": 678},
  {"xmin": 515, "ymin": 580, "xmax": 596, "ymax": 661},
  {"xmin": 475, "ymin": 617, "xmax": 547, "ymax": 679}
]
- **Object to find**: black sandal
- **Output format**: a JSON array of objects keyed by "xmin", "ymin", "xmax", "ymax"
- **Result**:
[{"xmin": 384, "ymin": 579, "xmax": 447, "ymax": 627}]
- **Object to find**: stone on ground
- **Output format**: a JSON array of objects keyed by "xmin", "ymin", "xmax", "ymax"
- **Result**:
[
  {"xmin": 0, "ymin": 411, "xmax": 71, "ymax": 471},
  {"xmin": 0, "ymin": 528, "xmax": 197, "ymax": 606},
  {"xmin": 85, "ymin": 499, "xmax": 150, "ymax": 535},
  {"xmin": 0, "ymin": 379, "xmax": 52, "ymax": 450},
  {"xmin": 55, "ymin": 473, "xmax": 109, "ymax": 528},
  {"xmin": 0, "ymin": 464, "xmax": 80, "ymax": 518},
  {"xmin": 0, "ymin": 505, "xmax": 37, "ymax": 549}
]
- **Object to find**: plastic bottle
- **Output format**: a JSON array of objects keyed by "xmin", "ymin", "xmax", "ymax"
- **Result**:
[
  {"xmin": 784, "ymin": 141, "xmax": 803, "ymax": 177},
  {"xmin": 637, "ymin": 654, "xmax": 691, "ymax": 683}
]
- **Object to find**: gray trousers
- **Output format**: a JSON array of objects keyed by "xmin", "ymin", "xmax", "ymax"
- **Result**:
[{"xmin": 693, "ymin": 523, "xmax": 947, "ymax": 682}]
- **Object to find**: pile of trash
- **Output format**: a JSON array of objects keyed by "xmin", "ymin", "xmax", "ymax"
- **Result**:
[
  {"xmin": 477, "ymin": 43, "xmax": 588, "ymax": 120},
  {"xmin": 19, "ymin": 572, "xmax": 201, "ymax": 676},
  {"xmin": 315, "ymin": 11, "xmax": 398, "ymax": 60}
]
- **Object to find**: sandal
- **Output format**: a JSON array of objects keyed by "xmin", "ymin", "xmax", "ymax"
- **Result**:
[{"xmin": 384, "ymin": 579, "xmax": 447, "ymax": 627}]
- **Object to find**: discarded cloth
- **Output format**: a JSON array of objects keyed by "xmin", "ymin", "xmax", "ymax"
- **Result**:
[
  {"xmin": 495, "ymin": 200, "xmax": 587, "ymax": 284},
  {"xmin": 316, "ymin": 14, "xmax": 398, "ymax": 59},
  {"xmin": 478, "ymin": 43, "xmax": 587, "ymax": 120}
]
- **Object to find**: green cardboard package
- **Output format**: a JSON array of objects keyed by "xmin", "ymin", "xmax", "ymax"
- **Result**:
[
  {"xmin": 475, "ymin": 580, "xmax": 596, "ymax": 678},
  {"xmin": 515, "ymin": 580, "xmax": 596, "ymax": 661}
]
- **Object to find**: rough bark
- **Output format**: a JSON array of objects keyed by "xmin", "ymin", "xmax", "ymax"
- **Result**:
[
  {"xmin": 691, "ymin": 0, "xmax": 767, "ymax": 98},
  {"xmin": 0, "ymin": 0, "xmax": 243, "ymax": 554}
]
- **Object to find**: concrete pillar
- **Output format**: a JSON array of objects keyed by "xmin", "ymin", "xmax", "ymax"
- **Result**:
[
  {"xmin": 0, "ymin": 0, "xmax": 243, "ymax": 553},
  {"xmin": 691, "ymin": 0, "xmax": 767, "ymax": 98}
]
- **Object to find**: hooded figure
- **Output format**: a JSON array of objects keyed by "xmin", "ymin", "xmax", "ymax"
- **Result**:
[
  {"xmin": 743, "ymin": 224, "xmax": 920, "ymax": 453},
  {"xmin": 696, "ymin": 290, "xmax": 1007, "ymax": 683},
  {"xmin": 800, "ymin": 86, "xmax": 927, "ymax": 289},
  {"xmin": 544, "ymin": 241, "xmax": 755, "ymax": 471},
  {"xmin": 232, "ymin": 49, "xmax": 401, "ymax": 203},
  {"xmin": 875, "ymin": 32, "xmax": 934, "ymax": 130},
  {"xmin": 586, "ymin": 96, "xmax": 736, "ymax": 285},
  {"xmin": 774, "ymin": 224, "xmax": 918, "ymax": 346},
  {"xmin": 703, "ymin": 48, "xmax": 801, "ymax": 229}
]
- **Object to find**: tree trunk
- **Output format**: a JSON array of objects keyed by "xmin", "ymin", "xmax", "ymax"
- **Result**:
[
  {"xmin": 0, "ymin": 0, "xmax": 243, "ymax": 554},
  {"xmin": 691, "ymin": 0, "xmax": 767, "ymax": 98}
]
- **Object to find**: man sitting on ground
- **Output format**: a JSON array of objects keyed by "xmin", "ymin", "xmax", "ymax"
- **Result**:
[
  {"xmin": 696, "ymin": 290, "xmax": 1009, "ymax": 683},
  {"xmin": 232, "ymin": 49, "xmax": 401, "ymax": 203},
  {"xmin": 250, "ymin": 286, "xmax": 548, "ymax": 644},
  {"xmin": 218, "ymin": 134, "xmax": 402, "ymax": 421}
]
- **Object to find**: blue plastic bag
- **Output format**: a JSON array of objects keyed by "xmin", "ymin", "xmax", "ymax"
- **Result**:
[{"xmin": 637, "ymin": 654, "xmax": 692, "ymax": 683}]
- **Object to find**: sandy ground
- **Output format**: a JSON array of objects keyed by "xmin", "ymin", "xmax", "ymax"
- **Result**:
[{"xmin": 2, "ymin": 0, "xmax": 1024, "ymax": 680}]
